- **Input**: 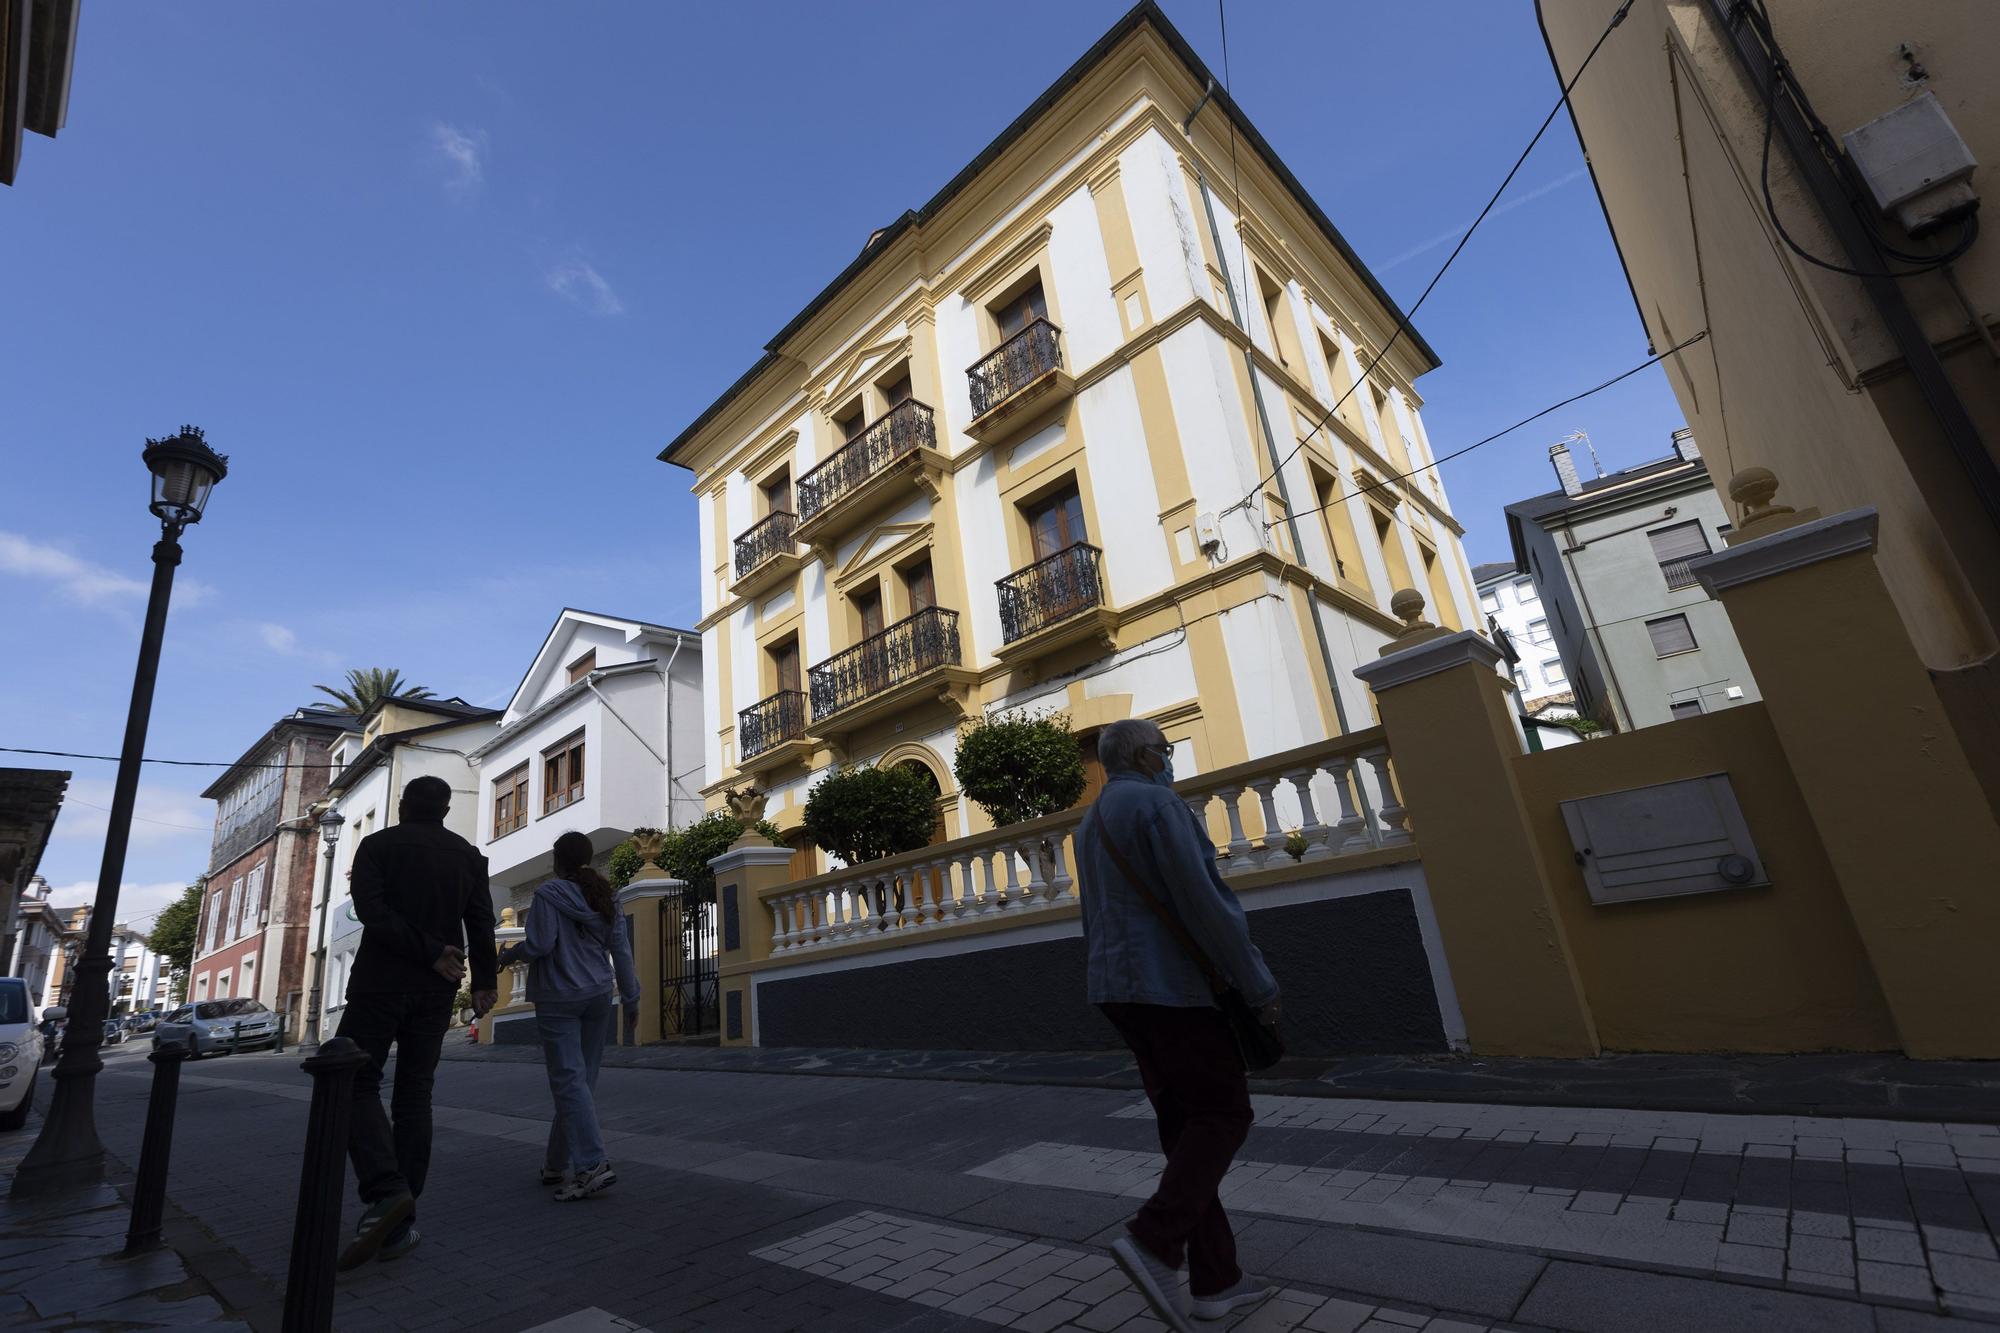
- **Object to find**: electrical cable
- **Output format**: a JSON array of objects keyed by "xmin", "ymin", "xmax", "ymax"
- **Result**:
[
  {"xmin": 1742, "ymin": 0, "xmax": 1978, "ymax": 279},
  {"xmin": 1221, "ymin": 0, "xmax": 1637, "ymax": 521},
  {"xmin": 0, "ymin": 746, "xmax": 335, "ymax": 770},
  {"xmin": 1272, "ymin": 332, "xmax": 1708, "ymax": 530}
]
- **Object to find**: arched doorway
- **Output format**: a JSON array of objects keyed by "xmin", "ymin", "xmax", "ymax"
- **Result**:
[{"xmin": 896, "ymin": 759, "xmax": 948, "ymax": 846}]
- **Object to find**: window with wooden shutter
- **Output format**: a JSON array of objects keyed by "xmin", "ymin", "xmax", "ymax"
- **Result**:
[
  {"xmin": 542, "ymin": 732, "xmax": 585, "ymax": 814},
  {"xmin": 1647, "ymin": 614, "xmax": 1698, "ymax": 657},
  {"xmin": 493, "ymin": 764, "xmax": 528, "ymax": 838},
  {"xmin": 1648, "ymin": 521, "xmax": 1711, "ymax": 589},
  {"xmin": 566, "ymin": 650, "xmax": 597, "ymax": 685},
  {"xmin": 900, "ymin": 559, "xmax": 936, "ymax": 613}
]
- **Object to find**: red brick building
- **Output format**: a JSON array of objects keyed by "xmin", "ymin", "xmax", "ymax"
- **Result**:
[{"xmin": 189, "ymin": 705, "xmax": 355, "ymax": 1036}]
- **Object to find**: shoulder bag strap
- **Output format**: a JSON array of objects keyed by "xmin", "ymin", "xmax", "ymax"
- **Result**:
[{"xmin": 1086, "ymin": 811, "xmax": 1229, "ymax": 996}]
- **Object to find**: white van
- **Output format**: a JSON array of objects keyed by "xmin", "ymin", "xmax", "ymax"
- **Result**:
[{"xmin": 0, "ymin": 977, "xmax": 50, "ymax": 1131}]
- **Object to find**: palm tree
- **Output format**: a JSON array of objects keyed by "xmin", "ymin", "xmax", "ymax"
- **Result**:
[{"xmin": 313, "ymin": 667, "xmax": 434, "ymax": 715}]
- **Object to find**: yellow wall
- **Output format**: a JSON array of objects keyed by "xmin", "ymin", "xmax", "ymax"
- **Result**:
[{"xmin": 1513, "ymin": 705, "xmax": 1899, "ymax": 1053}]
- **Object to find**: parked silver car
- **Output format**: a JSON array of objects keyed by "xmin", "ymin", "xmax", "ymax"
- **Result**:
[{"xmin": 152, "ymin": 998, "xmax": 279, "ymax": 1056}]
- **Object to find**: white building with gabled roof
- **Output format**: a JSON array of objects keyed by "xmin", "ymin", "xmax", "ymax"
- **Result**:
[{"xmin": 468, "ymin": 609, "xmax": 704, "ymax": 917}]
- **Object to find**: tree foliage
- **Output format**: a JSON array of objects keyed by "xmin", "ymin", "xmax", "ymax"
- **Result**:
[
  {"xmin": 607, "ymin": 812, "xmax": 786, "ymax": 901},
  {"xmin": 953, "ymin": 711, "xmax": 1086, "ymax": 828},
  {"xmin": 802, "ymin": 765, "xmax": 939, "ymax": 866},
  {"xmin": 147, "ymin": 884, "xmax": 204, "ymax": 987},
  {"xmin": 313, "ymin": 666, "xmax": 433, "ymax": 715}
]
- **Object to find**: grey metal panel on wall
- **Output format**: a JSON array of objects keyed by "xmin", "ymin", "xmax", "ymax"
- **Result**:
[
  {"xmin": 755, "ymin": 890, "xmax": 1447, "ymax": 1056},
  {"xmin": 1561, "ymin": 773, "xmax": 1769, "ymax": 906}
]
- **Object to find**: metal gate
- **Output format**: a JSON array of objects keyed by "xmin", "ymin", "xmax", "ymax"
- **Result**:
[{"xmin": 659, "ymin": 889, "xmax": 718, "ymax": 1037}]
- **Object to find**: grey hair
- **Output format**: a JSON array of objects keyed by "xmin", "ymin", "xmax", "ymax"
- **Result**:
[{"xmin": 1098, "ymin": 718, "xmax": 1167, "ymax": 774}]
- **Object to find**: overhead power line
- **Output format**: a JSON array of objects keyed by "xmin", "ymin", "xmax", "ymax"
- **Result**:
[
  {"xmin": 1273, "ymin": 331, "xmax": 1709, "ymax": 529},
  {"xmin": 1224, "ymin": 0, "xmax": 1637, "ymax": 520},
  {"xmin": 0, "ymin": 746, "xmax": 335, "ymax": 770}
]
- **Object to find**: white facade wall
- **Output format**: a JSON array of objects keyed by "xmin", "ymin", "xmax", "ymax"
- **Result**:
[{"xmin": 1476, "ymin": 570, "xmax": 1573, "ymax": 712}]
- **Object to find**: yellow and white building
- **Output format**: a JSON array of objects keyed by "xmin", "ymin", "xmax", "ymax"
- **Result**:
[{"xmin": 662, "ymin": 2, "xmax": 1478, "ymax": 859}]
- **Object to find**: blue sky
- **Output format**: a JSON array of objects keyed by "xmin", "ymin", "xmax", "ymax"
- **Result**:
[{"xmin": 1, "ymin": 1, "xmax": 1685, "ymax": 929}]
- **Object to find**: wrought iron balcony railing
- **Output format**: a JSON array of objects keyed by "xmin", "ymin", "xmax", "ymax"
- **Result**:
[
  {"xmin": 997, "ymin": 542, "xmax": 1105, "ymax": 644},
  {"xmin": 738, "ymin": 690, "xmax": 808, "ymax": 761},
  {"xmin": 968, "ymin": 319, "xmax": 1064, "ymax": 419},
  {"xmin": 796, "ymin": 400, "xmax": 937, "ymax": 524},
  {"xmin": 733, "ymin": 510, "xmax": 797, "ymax": 581},
  {"xmin": 1660, "ymin": 557, "xmax": 1702, "ymax": 591},
  {"xmin": 808, "ymin": 606, "xmax": 960, "ymax": 721}
]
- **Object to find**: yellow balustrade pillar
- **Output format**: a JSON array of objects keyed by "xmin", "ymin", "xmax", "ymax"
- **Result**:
[
  {"xmin": 1692, "ymin": 471, "xmax": 2000, "ymax": 1058},
  {"xmin": 616, "ymin": 865, "xmax": 682, "ymax": 1047},
  {"xmin": 1354, "ymin": 591, "xmax": 1599, "ymax": 1057},
  {"xmin": 710, "ymin": 826, "xmax": 798, "ymax": 1048},
  {"xmin": 483, "ymin": 909, "xmax": 533, "ymax": 1045}
]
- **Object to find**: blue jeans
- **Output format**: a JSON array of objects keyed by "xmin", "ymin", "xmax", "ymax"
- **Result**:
[{"xmin": 535, "ymin": 994, "xmax": 611, "ymax": 1174}]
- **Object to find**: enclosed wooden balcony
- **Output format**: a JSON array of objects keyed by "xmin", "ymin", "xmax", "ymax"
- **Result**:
[
  {"xmin": 993, "ymin": 542, "xmax": 1116, "ymax": 665},
  {"xmin": 807, "ymin": 606, "xmax": 975, "ymax": 738},
  {"xmin": 965, "ymin": 319, "xmax": 1073, "ymax": 445},
  {"xmin": 737, "ymin": 689, "xmax": 812, "ymax": 774},
  {"xmin": 730, "ymin": 510, "xmax": 803, "ymax": 601},
  {"xmin": 793, "ymin": 400, "xmax": 945, "ymax": 549}
]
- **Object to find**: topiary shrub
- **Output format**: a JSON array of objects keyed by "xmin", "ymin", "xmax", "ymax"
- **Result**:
[
  {"xmin": 802, "ymin": 764, "xmax": 939, "ymax": 866},
  {"xmin": 954, "ymin": 710, "xmax": 1087, "ymax": 828},
  {"xmin": 607, "ymin": 813, "xmax": 784, "ymax": 899}
]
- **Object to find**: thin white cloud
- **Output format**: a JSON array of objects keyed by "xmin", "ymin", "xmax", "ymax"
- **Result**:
[
  {"xmin": 1375, "ymin": 167, "xmax": 1590, "ymax": 273},
  {"xmin": 545, "ymin": 255, "xmax": 625, "ymax": 316},
  {"xmin": 52, "ymin": 778, "xmax": 213, "ymax": 850},
  {"xmin": 44, "ymin": 879, "xmax": 198, "ymax": 932},
  {"xmin": 0, "ymin": 531, "xmax": 216, "ymax": 610},
  {"xmin": 252, "ymin": 620, "xmax": 339, "ymax": 667},
  {"xmin": 0, "ymin": 531, "xmax": 147, "ymax": 604},
  {"xmin": 430, "ymin": 122, "xmax": 487, "ymax": 195}
]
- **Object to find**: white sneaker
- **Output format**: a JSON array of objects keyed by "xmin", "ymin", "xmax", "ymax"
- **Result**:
[
  {"xmin": 1191, "ymin": 1275, "xmax": 1274, "ymax": 1321},
  {"xmin": 554, "ymin": 1160, "xmax": 616, "ymax": 1201},
  {"xmin": 1111, "ymin": 1235, "xmax": 1192, "ymax": 1333}
]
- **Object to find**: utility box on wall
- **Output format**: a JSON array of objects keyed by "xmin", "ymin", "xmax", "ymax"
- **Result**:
[{"xmin": 1559, "ymin": 773, "xmax": 1768, "ymax": 906}]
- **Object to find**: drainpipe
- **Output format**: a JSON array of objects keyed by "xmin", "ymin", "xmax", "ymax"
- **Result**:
[{"xmin": 1183, "ymin": 82, "xmax": 1354, "ymax": 736}]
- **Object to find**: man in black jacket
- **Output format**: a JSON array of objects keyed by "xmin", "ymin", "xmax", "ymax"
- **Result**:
[{"xmin": 335, "ymin": 776, "xmax": 497, "ymax": 1269}]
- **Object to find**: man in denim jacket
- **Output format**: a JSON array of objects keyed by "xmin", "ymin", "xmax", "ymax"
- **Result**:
[{"xmin": 1077, "ymin": 718, "xmax": 1280, "ymax": 1329}]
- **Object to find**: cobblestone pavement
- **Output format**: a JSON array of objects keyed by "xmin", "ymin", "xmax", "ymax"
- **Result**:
[{"xmin": 67, "ymin": 1041, "xmax": 2000, "ymax": 1331}]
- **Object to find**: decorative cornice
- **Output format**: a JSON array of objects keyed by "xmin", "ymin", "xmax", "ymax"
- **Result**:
[
  {"xmin": 709, "ymin": 843, "xmax": 796, "ymax": 873},
  {"xmin": 961, "ymin": 222, "xmax": 1056, "ymax": 306},
  {"xmin": 1354, "ymin": 630, "xmax": 1505, "ymax": 692},
  {"xmin": 1691, "ymin": 508, "xmax": 1880, "ymax": 596}
]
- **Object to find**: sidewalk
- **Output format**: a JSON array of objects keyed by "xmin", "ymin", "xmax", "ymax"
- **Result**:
[
  {"xmin": 442, "ymin": 1037, "xmax": 2000, "ymax": 1124},
  {"xmin": 0, "ymin": 1095, "xmax": 272, "ymax": 1330}
]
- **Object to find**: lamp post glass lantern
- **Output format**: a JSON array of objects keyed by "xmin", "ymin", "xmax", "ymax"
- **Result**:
[
  {"xmin": 307, "ymin": 808, "xmax": 344, "ymax": 1045},
  {"xmin": 12, "ymin": 426, "xmax": 227, "ymax": 1196}
]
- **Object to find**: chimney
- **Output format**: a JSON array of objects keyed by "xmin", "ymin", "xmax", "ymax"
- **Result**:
[
  {"xmin": 1672, "ymin": 427, "xmax": 1700, "ymax": 462},
  {"xmin": 1549, "ymin": 441, "xmax": 1584, "ymax": 496}
]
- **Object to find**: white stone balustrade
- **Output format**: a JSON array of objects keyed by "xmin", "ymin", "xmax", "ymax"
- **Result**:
[{"xmin": 760, "ymin": 730, "xmax": 1411, "ymax": 957}]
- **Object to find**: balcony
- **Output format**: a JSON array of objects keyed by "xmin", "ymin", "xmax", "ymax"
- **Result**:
[
  {"xmin": 737, "ymin": 689, "xmax": 813, "ymax": 774},
  {"xmin": 965, "ymin": 319, "xmax": 1073, "ymax": 446},
  {"xmin": 807, "ymin": 606, "xmax": 976, "ymax": 739},
  {"xmin": 731, "ymin": 510, "xmax": 804, "ymax": 602},
  {"xmin": 793, "ymin": 400, "xmax": 945, "ymax": 550},
  {"xmin": 1660, "ymin": 557, "xmax": 1702, "ymax": 591},
  {"xmin": 994, "ymin": 542, "xmax": 1116, "ymax": 666}
]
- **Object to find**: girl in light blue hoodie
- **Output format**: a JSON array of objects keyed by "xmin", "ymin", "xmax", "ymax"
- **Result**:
[{"xmin": 497, "ymin": 830, "xmax": 640, "ymax": 1201}]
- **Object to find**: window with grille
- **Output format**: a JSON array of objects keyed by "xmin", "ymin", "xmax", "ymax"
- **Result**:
[
  {"xmin": 542, "ymin": 734, "xmax": 585, "ymax": 814},
  {"xmin": 1648, "ymin": 614, "xmax": 1698, "ymax": 657},
  {"xmin": 1648, "ymin": 520, "xmax": 1711, "ymax": 589},
  {"xmin": 1670, "ymin": 699, "xmax": 1704, "ymax": 719},
  {"xmin": 492, "ymin": 764, "xmax": 528, "ymax": 837}
]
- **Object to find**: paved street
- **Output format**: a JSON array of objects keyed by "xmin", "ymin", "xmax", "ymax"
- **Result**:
[{"xmin": 54, "ymin": 1040, "xmax": 2000, "ymax": 1331}]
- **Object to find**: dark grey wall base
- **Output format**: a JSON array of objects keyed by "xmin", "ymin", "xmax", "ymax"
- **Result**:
[
  {"xmin": 489, "ymin": 1011, "xmax": 537, "ymax": 1045},
  {"xmin": 757, "ymin": 890, "xmax": 1447, "ymax": 1056}
]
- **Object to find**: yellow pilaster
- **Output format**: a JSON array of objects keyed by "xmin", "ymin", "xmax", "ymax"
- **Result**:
[
  {"xmin": 616, "ymin": 868, "xmax": 680, "ymax": 1046},
  {"xmin": 1695, "ymin": 472, "xmax": 2000, "ymax": 1058},
  {"xmin": 710, "ymin": 831, "xmax": 799, "ymax": 1047},
  {"xmin": 1355, "ymin": 592, "xmax": 1599, "ymax": 1057}
]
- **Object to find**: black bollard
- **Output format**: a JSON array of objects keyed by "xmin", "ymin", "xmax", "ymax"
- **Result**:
[
  {"xmin": 231, "ymin": 1020, "xmax": 242, "ymax": 1056},
  {"xmin": 282, "ymin": 1037, "xmax": 368, "ymax": 1333},
  {"xmin": 122, "ymin": 1042, "xmax": 188, "ymax": 1255}
]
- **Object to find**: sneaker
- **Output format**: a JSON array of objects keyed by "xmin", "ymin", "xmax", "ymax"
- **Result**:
[
  {"xmin": 377, "ymin": 1224, "xmax": 422, "ymax": 1263},
  {"xmin": 1111, "ymin": 1234, "xmax": 1191, "ymax": 1333},
  {"xmin": 554, "ymin": 1160, "xmax": 616, "ymax": 1201},
  {"xmin": 1191, "ymin": 1274, "xmax": 1273, "ymax": 1321},
  {"xmin": 337, "ymin": 1192, "xmax": 414, "ymax": 1271},
  {"xmin": 540, "ymin": 1167, "xmax": 564, "ymax": 1187}
]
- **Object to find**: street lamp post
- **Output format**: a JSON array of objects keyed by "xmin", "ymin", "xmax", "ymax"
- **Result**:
[
  {"xmin": 12, "ymin": 426, "xmax": 227, "ymax": 1197},
  {"xmin": 304, "ymin": 808, "xmax": 343, "ymax": 1046}
]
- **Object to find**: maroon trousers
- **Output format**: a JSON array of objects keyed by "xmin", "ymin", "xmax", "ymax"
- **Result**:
[{"xmin": 1100, "ymin": 1002, "xmax": 1253, "ymax": 1297}]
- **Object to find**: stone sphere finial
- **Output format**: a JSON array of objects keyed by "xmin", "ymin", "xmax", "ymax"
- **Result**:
[
  {"xmin": 1728, "ymin": 466, "xmax": 1791, "ymax": 525},
  {"xmin": 1390, "ymin": 588, "xmax": 1429, "ymax": 632}
]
